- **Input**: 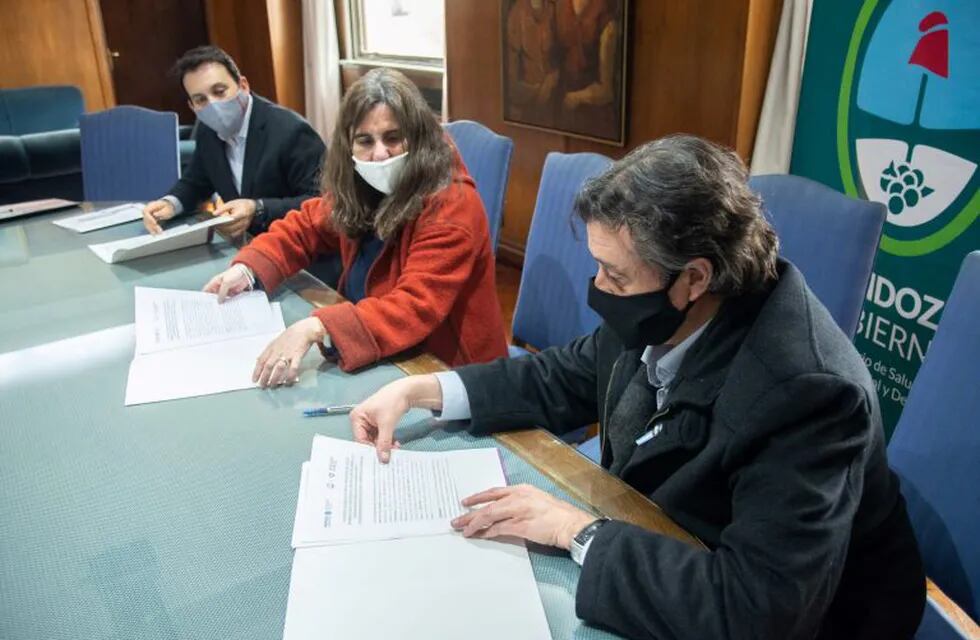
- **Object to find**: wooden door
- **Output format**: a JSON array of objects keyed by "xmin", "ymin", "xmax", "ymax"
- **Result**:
[{"xmin": 99, "ymin": 0, "xmax": 210, "ymax": 123}]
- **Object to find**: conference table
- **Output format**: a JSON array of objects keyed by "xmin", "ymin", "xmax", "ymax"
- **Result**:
[{"xmin": 0, "ymin": 203, "xmax": 697, "ymax": 640}]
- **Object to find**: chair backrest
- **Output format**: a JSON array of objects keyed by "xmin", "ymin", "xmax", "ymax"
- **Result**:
[
  {"xmin": 80, "ymin": 106, "xmax": 180, "ymax": 202},
  {"xmin": 888, "ymin": 251, "xmax": 980, "ymax": 620},
  {"xmin": 0, "ymin": 86, "xmax": 84, "ymax": 135},
  {"xmin": 512, "ymin": 152, "xmax": 612, "ymax": 350},
  {"xmin": 750, "ymin": 174, "xmax": 885, "ymax": 337},
  {"xmin": 444, "ymin": 120, "xmax": 514, "ymax": 251}
]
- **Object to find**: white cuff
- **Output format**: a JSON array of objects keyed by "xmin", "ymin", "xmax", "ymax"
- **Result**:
[
  {"xmin": 161, "ymin": 195, "xmax": 184, "ymax": 215},
  {"xmin": 233, "ymin": 263, "xmax": 255, "ymax": 291},
  {"xmin": 575, "ymin": 536, "xmax": 596, "ymax": 567},
  {"xmin": 432, "ymin": 371, "xmax": 472, "ymax": 422}
]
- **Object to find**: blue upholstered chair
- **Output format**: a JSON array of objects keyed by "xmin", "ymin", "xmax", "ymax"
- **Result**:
[
  {"xmin": 887, "ymin": 251, "xmax": 980, "ymax": 637},
  {"xmin": 444, "ymin": 120, "xmax": 514, "ymax": 251},
  {"xmin": 750, "ymin": 174, "xmax": 886, "ymax": 338},
  {"xmin": 79, "ymin": 106, "xmax": 180, "ymax": 202},
  {"xmin": 510, "ymin": 152, "xmax": 611, "ymax": 359},
  {"xmin": 581, "ymin": 174, "xmax": 888, "ymax": 463}
]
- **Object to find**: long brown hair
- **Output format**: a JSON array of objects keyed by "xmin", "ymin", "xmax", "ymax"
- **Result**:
[{"xmin": 323, "ymin": 68, "xmax": 453, "ymax": 240}]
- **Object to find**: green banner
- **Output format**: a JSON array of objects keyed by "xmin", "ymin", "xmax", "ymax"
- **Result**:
[{"xmin": 791, "ymin": 0, "xmax": 979, "ymax": 435}]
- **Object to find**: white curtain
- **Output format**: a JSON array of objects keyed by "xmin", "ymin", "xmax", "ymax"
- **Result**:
[
  {"xmin": 750, "ymin": 0, "xmax": 814, "ymax": 175},
  {"xmin": 302, "ymin": 0, "xmax": 342, "ymax": 142}
]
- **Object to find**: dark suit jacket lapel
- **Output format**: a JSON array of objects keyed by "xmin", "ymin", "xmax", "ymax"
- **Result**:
[{"xmin": 240, "ymin": 95, "xmax": 269, "ymax": 198}]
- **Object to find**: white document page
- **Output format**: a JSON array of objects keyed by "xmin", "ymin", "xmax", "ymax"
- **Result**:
[
  {"xmin": 283, "ymin": 536, "xmax": 552, "ymax": 640},
  {"xmin": 0, "ymin": 198, "xmax": 76, "ymax": 221},
  {"xmin": 88, "ymin": 216, "xmax": 229, "ymax": 264},
  {"xmin": 134, "ymin": 287, "xmax": 278, "ymax": 354},
  {"xmin": 124, "ymin": 301, "xmax": 285, "ymax": 406},
  {"xmin": 52, "ymin": 203, "xmax": 144, "ymax": 232},
  {"xmin": 293, "ymin": 437, "xmax": 507, "ymax": 547},
  {"xmin": 283, "ymin": 452, "xmax": 552, "ymax": 640}
]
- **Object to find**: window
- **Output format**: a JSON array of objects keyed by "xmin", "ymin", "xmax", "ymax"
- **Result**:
[{"xmin": 348, "ymin": 0, "xmax": 445, "ymax": 67}]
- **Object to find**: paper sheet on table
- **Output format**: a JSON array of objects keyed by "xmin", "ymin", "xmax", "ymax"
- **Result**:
[
  {"xmin": 291, "ymin": 437, "xmax": 507, "ymax": 547},
  {"xmin": 52, "ymin": 203, "xmax": 145, "ymax": 232},
  {"xmin": 0, "ymin": 198, "xmax": 76, "ymax": 221},
  {"xmin": 283, "ymin": 443, "xmax": 552, "ymax": 640},
  {"xmin": 88, "ymin": 216, "xmax": 229, "ymax": 264},
  {"xmin": 124, "ymin": 302, "xmax": 284, "ymax": 406},
  {"xmin": 134, "ymin": 287, "xmax": 279, "ymax": 355},
  {"xmin": 283, "ymin": 534, "xmax": 552, "ymax": 640}
]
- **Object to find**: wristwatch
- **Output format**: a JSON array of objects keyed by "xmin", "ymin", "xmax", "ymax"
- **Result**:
[
  {"xmin": 253, "ymin": 199, "xmax": 267, "ymax": 229},
  {"xmin": 570, "ymin": 517, "xmax": 610, "ymax": 565}
]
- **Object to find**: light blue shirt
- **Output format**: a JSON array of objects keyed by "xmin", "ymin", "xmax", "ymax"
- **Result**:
[
  {"xmin": 163, "ymin": 92, "xmax": 254, "ymax": 214},
  {"xmin": 434, "ymin": 319, "xmax": 712, "ymax": 424}
]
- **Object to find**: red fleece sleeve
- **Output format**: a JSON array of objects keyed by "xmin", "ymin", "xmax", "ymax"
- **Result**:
[
  {"xmin": 312, "ymin": 195, "xmax": 482, "ymax": 371},
  {"xmin": 232, "ymin": 197, "xmax": 340, "ymax": 293}
]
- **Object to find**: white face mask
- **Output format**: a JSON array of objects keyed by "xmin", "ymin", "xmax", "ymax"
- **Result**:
[
  {"xmin": 352, "ymin": 152, "xmax": 408, "ymax": 195},
  {"xmin": 197, "ymin": 90, "xmax": 249, "ymax": 141}
]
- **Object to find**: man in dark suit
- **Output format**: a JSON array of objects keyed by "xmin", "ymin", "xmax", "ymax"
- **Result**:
[
  {"xmin": 348, "ymin": 135, "xmax": 926, "ymax": 639},
  {"xmin": 142, "ymin": 46, "xmax": 325, "ymax": 238}
]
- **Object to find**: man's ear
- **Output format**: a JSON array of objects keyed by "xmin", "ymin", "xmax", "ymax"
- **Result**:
[
  {"xmin": 240, "ymin": 76, "xmax": 250, "ymax": 93},
  {"xmin": 683, "ymin": 257, "xmax": 714, "ymax": 302}
]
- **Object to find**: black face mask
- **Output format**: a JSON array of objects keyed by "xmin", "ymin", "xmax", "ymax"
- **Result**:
[{"xmin": 587, "ymin": 275, "xmax": 692, "ymax": 349}]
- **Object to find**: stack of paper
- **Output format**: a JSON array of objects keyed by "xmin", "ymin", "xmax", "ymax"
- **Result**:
[
  {"xmin": 88, "ymin": 216, "xmax": 229, "ymax": 264},
  {"xmin": 0, "ymin": 198, "xmax": 76, "ymax": 222},
  {"xmin": 52, "ymin": 203, "xmax": 145, "ymax": 232},
  {"xmin": 283, "ymin": 436, "xmax": 552, "ymax": 640},
  {"xmin": 124, "ymin": 287, "xmax": 285, "ymax": 405}
]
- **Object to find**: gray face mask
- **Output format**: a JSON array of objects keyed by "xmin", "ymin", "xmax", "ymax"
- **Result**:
[{"xmin": 196, "ymin": 91, "xmax": 249, "ymax": 140}]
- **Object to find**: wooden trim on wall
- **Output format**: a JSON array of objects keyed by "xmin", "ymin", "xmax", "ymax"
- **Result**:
[
  {"xmin": 496, "ymin": 238, "xmax": 526, "ymax": 269},
  {"xmin": 83, "ymin": 0, "xmax": 117, "ymax": 109},
  {"xmin": 266, "ymin": 0, "xmax": 306, "ymax": 115},
  {"xmin": 735, "ymin": 0, "xmax": 783, "ymax": 162}
]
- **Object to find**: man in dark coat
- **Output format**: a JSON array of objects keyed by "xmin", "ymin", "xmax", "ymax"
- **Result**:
[
  {"xmin": 349, "ymin": 134, "xmax": 925, "ymax": 639},
  {"xmin": 142, "ymin": 46, "xmax": 324, "ymax": 238}
]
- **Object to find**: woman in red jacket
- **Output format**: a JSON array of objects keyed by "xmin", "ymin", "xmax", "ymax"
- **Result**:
[{"xmin": 204, "ymin": 68, "xmax": 507, "ymax": 386}]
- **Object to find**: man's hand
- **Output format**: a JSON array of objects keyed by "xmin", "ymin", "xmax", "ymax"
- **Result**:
[
  {"xmin": 142, "ymin": 199, "xmax": 176, "ymax": 234},
  {"xmin": 349, "ymin": 375, "xmax": 444, "ymax": 462},
  {"xmin": 452, "ymin": 484, "xmax": 597, "ymax": 550},
  {"xmin": 214, "ymin": 199, "xmax": 257, "ymax": 238},
  {"xmin": 203, "ymin": 264, "xmax": 253, "ymax": 303},
  {"xmin": 252, "ymin": 317, "xmax": 327, "ymax": 388}
]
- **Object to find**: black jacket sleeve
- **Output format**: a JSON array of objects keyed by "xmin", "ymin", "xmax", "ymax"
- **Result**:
[
  {"xmin": 454, "ymin": 332, "xmax": 600, "ymax": 437},
  {"xmin": 167, "ymin": 128, "xmax": 214, "ymax": 212},
  {"xmin": 575, "ymin": 373, "xmax": 872, "ymax": 640},
  {"xmin": 251, "ymin": 125, "xmax": 325, "ymax": 233}
]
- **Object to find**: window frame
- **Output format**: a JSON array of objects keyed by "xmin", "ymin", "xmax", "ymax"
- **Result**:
[{"xmin": 343, "ymin": 0, "xmax": 445, "ymax": 71}]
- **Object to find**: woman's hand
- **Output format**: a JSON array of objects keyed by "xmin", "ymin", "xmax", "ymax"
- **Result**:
[
  {"xmin": 349, "ymin": 375, "xmax": 444, "ymax": 462},
  {"xmin": 451, "ymin": 484, "xmax": 596, "ymax": 550},
  {"xmin": 203, "ymin": 264, "xmax": 253, "ymax": 303},
  {"xmin": 253, "ymin": 317, "xmax": 327, "ymax": 387}
]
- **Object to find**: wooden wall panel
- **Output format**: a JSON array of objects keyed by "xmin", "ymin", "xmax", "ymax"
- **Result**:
[
  {"xmin": 0, "ymin": 0, "xmax": 116, "ymax": 111},
  {"xmin": 204, "ymin": 0, "xmax": 278, "ymax": 102},
  {"xmin": 267, "ymin": 0, "xmax": 306, "ymax": 115},
  {"xmin": 446, "ymin": 0, "xmax": 780, "ymax": 262}
]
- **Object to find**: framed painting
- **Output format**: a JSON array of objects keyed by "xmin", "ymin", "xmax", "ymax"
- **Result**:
[{"xmin": 501, "ymin": 0, "xmax": 629, "ymax": 146}]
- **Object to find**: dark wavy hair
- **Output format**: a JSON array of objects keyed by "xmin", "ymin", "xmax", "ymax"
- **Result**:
[
  {"xmin": 323, "ymin": 68, "xmax": 453, "ymax": 240},
  {"xmin": 574, "ymin": 134, "xmax": 779, "ymax": 296},
  {"xmin": 171, "ymin": 46, "xmax": 241, "ymax": 90}
]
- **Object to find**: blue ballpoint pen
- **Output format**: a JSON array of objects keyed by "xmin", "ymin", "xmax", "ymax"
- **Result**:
[{"xmin": 302, "ymin": 404, "xmax": 357, "ymax": 417}]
